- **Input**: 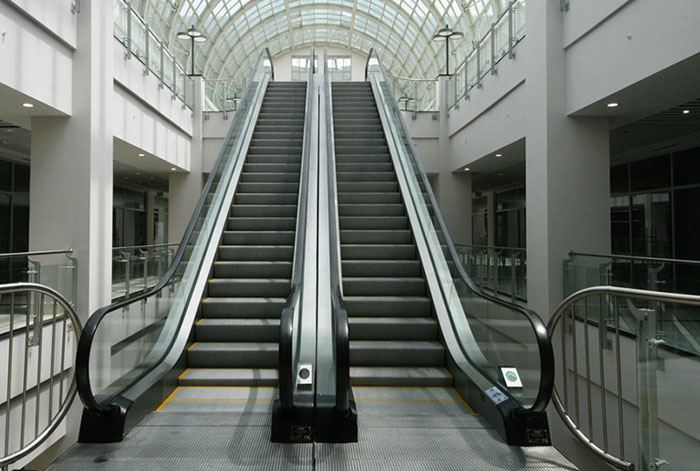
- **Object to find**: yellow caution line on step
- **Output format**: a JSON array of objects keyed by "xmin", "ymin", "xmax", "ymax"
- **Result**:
[
  {"xmin": 155, "ymin": 386, "xmax": 180, "ymax": 412},
  {"xmin": 187, "ymin": 342, "xmax": 198, "ymax": 351},
  {"xmin": 170, "ymin": 398, "xmax": 275, "ymax": 402},
  {"xmin": 452, "ymin": 388, "xmax": 475, "ymax": 414}
]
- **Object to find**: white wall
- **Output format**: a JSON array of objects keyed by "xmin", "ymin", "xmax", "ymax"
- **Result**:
[
  {"xmin": 6, "ymin": 0, "xmax": 77, "ymax": 48},
  {"xmin": 0, "ymin": 2, "xmax": 73, "ymax": 116},
  {"xmin": 565, "ymin": 0, "xmax": 700, "ymax": 114}
]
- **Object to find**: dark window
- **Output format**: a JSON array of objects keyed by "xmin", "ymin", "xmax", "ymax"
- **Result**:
[
  {"xmin": 673, "ymin": 148, "xmax": 700, "ymax": 186},
  {"xmin": 610, "ymin": 164, "xmax": 629, "ymax": 195},
  {"xmin": 630, "ymin": 155, "xmax": 670, "ymax": 191},
  {"xmin": 0, "ymin": 160, "xmax": 11, "ymax": 192}
]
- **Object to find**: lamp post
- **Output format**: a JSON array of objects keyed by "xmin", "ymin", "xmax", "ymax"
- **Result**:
[
  {"xmin": 432, "ymin": 24, "xmax": 464, "ymax": 76},
  {"xmin": 177, "ymin": 25, "xmax": 207, "ymax": 76},
  {"xmin": 398, "ymin": 95, "xmax": 415, "ymax": 112}
]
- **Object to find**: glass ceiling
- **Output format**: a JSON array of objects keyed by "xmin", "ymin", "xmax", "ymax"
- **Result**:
[{"xmin": 130, "ymin": 0, "xmax": 510, "ymax": 80}]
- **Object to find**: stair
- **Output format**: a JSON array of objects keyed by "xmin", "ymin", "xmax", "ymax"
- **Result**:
[
  {"xmin": 179, "ymin": 81, "xmax": 307, "ymax": 388},
  {"xmin": 332, "ymin": 82, "xmax": 450, "ymax": 388}
]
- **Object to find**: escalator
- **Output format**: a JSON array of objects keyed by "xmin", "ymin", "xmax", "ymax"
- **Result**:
[
  {"xmin": 333, "ymin": 82, "xmax": 451, "ymax": 387},
  {"xmin": 180, "ymin": 81, "xmax": 306, "ymax": 390},
  {"xmin": 324, "ymin": 49, "xmax": 556, "ymax": 447},
  {"xmin": 73, "ymin": 49, "xmax": 315, "ymax": 442}
]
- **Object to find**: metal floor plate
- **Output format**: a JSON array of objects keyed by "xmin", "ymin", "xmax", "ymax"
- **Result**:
[{"xmin": 47, "ymin": 387, "xmax": 576, "ymax": 471}]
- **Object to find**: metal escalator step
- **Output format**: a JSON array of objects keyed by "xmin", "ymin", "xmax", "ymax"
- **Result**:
[
  {"xmin": 207, "ymin": 278, "xmax": 291, "ymax": 297},
  {"xmin": 336, "ymin": 154, "xmax": 391, "ymax": 163},
  {"xmin": 187, "ymin": 342, "xmax": 278, "ymax": 368},
  {"xmin": 349, "ymin": 317, "xmax": 438, "ymax": 341},
  {"xmin": 336, "ymin": 146, "xmax": 389, "ymax": 155},
  {"xmin": 339, "ymin": 216, "xmax": 408, "ymax": 230},
  {"xmin": 350, "ymin": 367, "xmax": 451, "ymax": 387},
  {"xmin": 341, "ymin": 244, "xmax": 416, "ymax": 260},
  {"xmin": 218, "ymin": 245, "xmax": 293, "ymax": 261},
  {"xmin": 337, "ymin": 181, "xmax": 398, "ymax": 192},
  {"xmin": 213, "ymin": 261, "xmax": 292, "ymax": 278},
  {"xmin": 339, "ymin": 204, "xmax": 404, "ymax": 216},
  {"xmin": 245, "ymin": 155, "xmax": 302, "ymax": 164},
  {"xmin": 344, "ymin": 296, "xmax": 431, "ymax": 317},
  {"xmin": 340, "ymin": 229, "xmax": 411, "ymax": 244},
  {"xmin": 338, "ymin": 192, "xmax": 401, "ymax": 204},
  {"xmin": 240, "ymin": 172, "xmax": 301, "ymax": 183},
  {"xmin": 349, "ymin": 341, "xmax": 444, "ymax": 366},
  {"xmin": 227, "ymin": 217, "xmax": 296, "ymax": 231},
  {"xmin": 195, "ymin": 319, "xmax": 281, "ymax": 342},
  {"xmin": 237, "ymin": 182, "xmax": 299, "ymax": 193},
  {"xmin": 341, "ymin": 260, "xmax": 421, "ymax": 277},
  {"xmin": 342, "ymin": 277, "xmax": 426, "ymax": 296},
  {"xmin": 242, "ymin": 163, "xmax": 301, "ymax": 173},
  {"xmin": 229, "ymin": 205, "xmax": 297, "ymax": 217},
  {"xmin": 336, "ymin": 162, "xmax": 393, "ymax": 172},
  {"xmin": 248, "ymin": 147, "xmax": 302, "ymax": 156},
  {"xmin": 234, "ymin": 193, "xmax": 298, "ymax": 205},
  {"xmin": 201, "ymin": 297, "xmax": 286, "ymax": 318},
  {"xmin": 222, "ymin": 230, "xmax": 295, "ymax": 245},
  {"xmin": 179, "ymin": 368, "xmax": 278, "ymax": 386}
]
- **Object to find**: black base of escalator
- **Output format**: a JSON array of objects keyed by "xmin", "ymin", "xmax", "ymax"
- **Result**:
[
  {"xmin": 78, "ymin": 396, "xmax": 133, "ymax": 443},
  {"xmin": 271, "ymin": 399, "xmax": 358, "ymax": 443},
  {"xmin": 271, "ymin": 400, "xmax": 315, "ymax": 443},
  {"xmin": 314, "ymin": 400, "xmax": 358, "ymax": 443}
]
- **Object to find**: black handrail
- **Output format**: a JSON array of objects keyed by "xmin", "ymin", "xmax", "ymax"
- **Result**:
[
  {"xmin": 365, "ymin": 48, "xmax": 554, "ymax": 417},
  {"xmin": 324, "ymin": 49, "xmax": 351, "ymax": 413},
  {"xmin": 76, "ymin": 48, "xmax": 273, "ymax": 414},
  {"xmin": 278, "ymin": 48, "xmax": 315, "ymax": 411}
]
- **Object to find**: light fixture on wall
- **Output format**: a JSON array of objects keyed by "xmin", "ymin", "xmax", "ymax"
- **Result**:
[
  {"xmin": 607, "ymin": 102, "xmax": 619, "ymax": 108},
  {"xmin": 495, "ymin": 153, "xmax": 503, "ymax": 157},
  {"xmin": 432, "ymin": 24, "xmax": 463, "ymax": 76},
  {"xmin": 22, "ymin": 103, "xmax": 34, "ymax": 108},
  {"xmin": 177, "ymin": 25, "xmax": 208, "ymax": 76},
  {"xmin": 683, "ymin": 109, "xmax": 691, "ymax": 115},
  {"xmin": 464, "ymin": 167, "xmax": 470, "ymax": 172},
  {"xmin": 138, "ymin": 153, "xmax": 145, "ymax": 157}
]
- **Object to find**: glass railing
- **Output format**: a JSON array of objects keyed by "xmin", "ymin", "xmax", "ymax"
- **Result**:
[
  {"xmin": 0, "ymin": 250, "xmax": 77, "ymax": 335},
  {"xmin": 564, "ymin": 251, "xmax": 700, "ymax": 355},
  {"xmin": 113, "ymin": 0, "xmax": 194, "ymax": 109},
  {"xmin": 76, "ymin": 49, "xmax": 273, "ymax": 431},
  {"xmin": 366, "ymin": 49, "xmax": 553, "ymax": 440},
  {"xmin": 447, "ymin": 0, "xmax": 526, "ymax": 109},
  {"xmin": 548, "ymin": 286, "xmax": 700, "ymax": 470},
  {"xmin": 204, "ymin": 77, "xmax": 248, "ymax": 112},
  {"xmin": 457, "ymin": 244, "xmax": 527, "ymax": 302},
  {"xmin": 384, "ymin": 73, "xmax": 438, "ymax": 114},
  {"xmin": 111, "ymin": 243, "xmax": 178, "ymax": 300}
]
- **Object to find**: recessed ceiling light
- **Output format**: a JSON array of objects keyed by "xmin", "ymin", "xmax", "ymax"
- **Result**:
[
  {"xmin": 607, "ymin": 102, "xmax": 619, "ymax": 108},
  {"xmin": 495, "ymin": 153, "xmax": 502, "ymax": 157},
  {"xmin": 464, "ymin": 168, "xmax": 470, "ymax": 172},
  {"xmin": 683, "ymin": 109, "xmax": 691, "ymax": 115},
  {"xmin": 138, "ymin": 153, "xmax": 145, "ymax": 157},
  {"xmin": 171, "ymin": 167, "xmax": 177, "ymax": 171},
  {"xmin": 22, "ymin": 103, "xmax": 34, "ymax": 108}
]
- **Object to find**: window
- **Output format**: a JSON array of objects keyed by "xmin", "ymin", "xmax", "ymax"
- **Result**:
[
  {"xmin": 291, "ymin": 55, "xmax": 318, "ymax": 81},
  {"xmin": 328, "ymin": 55, "xmax": 352, "ymax": 81}
]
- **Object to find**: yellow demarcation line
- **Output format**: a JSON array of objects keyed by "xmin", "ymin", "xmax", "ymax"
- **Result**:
[
  {"xmin": 170, "ymin": 398, "xmax": 275, "ymax": 402},
  {"xmin": 155, "ymin": 387, "xmax": 180, "ymax": 412},
  {"xmin": 195, "ymin": 319, "xmax": 204, "ymax": 325},
  {"xmin": 452, "ymin": 388, "xmax": 475, "ymax": 414},
  {"xmin": 177, "ymin": 369, "xmax": 190, "ymax": 380},
  {"xmin": 187, "ymin": 342, "xmax": 198, "ymax": 351},
  {"xmin": 356, "ymin": 398, "xmax": 457, "ymax": 403}
]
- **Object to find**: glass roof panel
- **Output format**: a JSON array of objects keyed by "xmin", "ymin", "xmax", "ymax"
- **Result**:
[{"xmin": 134, "ymin": 0, "xmax": 506, "ymax": 80}]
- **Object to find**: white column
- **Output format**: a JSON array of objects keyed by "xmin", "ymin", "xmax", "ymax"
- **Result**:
[
  {"xmin": 525, "ymin": 3, "xmax": 612, "ymax": 469},
  {"xmin": 436, "ymin": 76, "xmax": 472, "ymax": 245},
  {"xmin": 525, "ymin": 1, "xmax": 611, "ymax": 320},
  {"xmin": 168, "ymin": 76, "xmax": 205, "ymax": 242},
  {"xmin": 29, "ymin": 1, "xmax": 114, "ymax": 321},
  {"xmin": 27, "ymin": 0, "xmax": 113, "ymax": 461}
]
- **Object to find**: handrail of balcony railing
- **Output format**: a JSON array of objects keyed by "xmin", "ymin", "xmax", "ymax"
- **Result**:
[
  {"xmin": 447, "ymin": 0, "xmax": 526, "ymax": 109},
  {"xmin": 0, "ymin": 283, "xmax": 82, "ymax": 471},
  {"xmin": 547, "ymin": 286, "xmax": 700, "ymax": 470},
  {"xmin": 114, "ymin": 0, "xmax": 194, "ymax": 108},
  {"xmin": 568, "ymin": 251, "xmax": 700, "ymax": 267},
  {"xmin": 0, "ymin": 249, "xmax": 73, "ymax": 259}
]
